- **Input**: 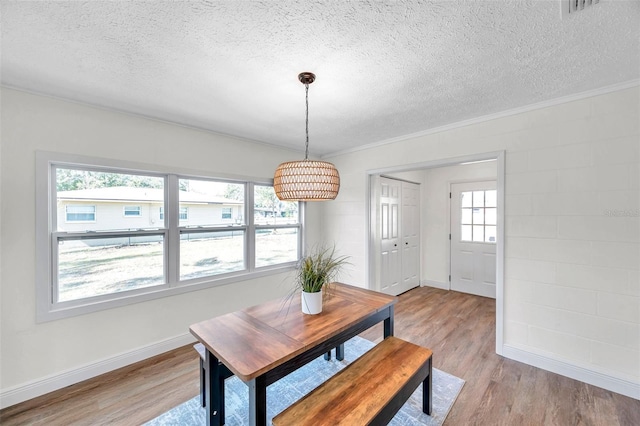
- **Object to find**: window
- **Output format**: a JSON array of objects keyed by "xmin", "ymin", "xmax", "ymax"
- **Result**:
[
  {"xmin": 254, "ymin": 185, "xmax": 300, "ymax": 267},
  {"xmin": 179, "ymin": 207, "xmax": 188, "ymax": 220},
  {"xmin": 65, "ymin": 205, "xmax": 96, "ymax": 222},
  {"xmin": 460, "ymin": 190, "xmax": 497, "ymax": 243},
  {"xmin": 124, "ymin": 206, "xmax": 141, "ymax": 217},
  {"xmin": 36, "ymin": 152, "xmax": 302, "ymax": 322},
  {"xmin": 162, "ymin": 207, "xmax": 191, "ymax": 221}
]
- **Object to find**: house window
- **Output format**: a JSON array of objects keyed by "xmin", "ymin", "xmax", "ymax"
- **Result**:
[
  {"xmin": 161, "ymin": 207, "xmax": 187, "ymax": 221},
  {"xmin": 36, "ymin": 152, "xmax": 302, "ymax": 321},
  {"xmin": 460, "ymin": 190, "xmax": 497, "ymax": 243},
  {"xmin": 65, "ymin": 205, "xmax": 96, "ymax": 222},
  {"xmin": 124, "ymin": 206, "xmax": 141, "ymax": 217},
  {"xmin": 254, "ymin": 185, "xmax": 300, "ymax": 267}
]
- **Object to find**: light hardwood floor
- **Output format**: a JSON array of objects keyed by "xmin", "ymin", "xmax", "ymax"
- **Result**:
[{"xmin": 2, "ymin": 287, "xmax": 638, "ymax": 425}]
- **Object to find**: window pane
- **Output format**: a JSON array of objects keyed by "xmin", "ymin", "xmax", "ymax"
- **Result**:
[
  {"xmin": 472, "ymin": 225, "xmax": 484, "ymax": 242},
  {"xmin": 485, "ymin": 225, "xmax": 497, "ymax": 243},
  {"xmin": 485, "ymin": 208, "xmax": 497, "ymax": 225},
  {"xmin": 485, "ymin": 190, "xmax": 497, "ymax": 207},
  {"xmin": 472, "ymin": 207, "xmax": 484, "ymax": 224},
  {"xmin": 179, "ymin": 179, "xmax": 244, "ymax": 226},
  {"xmin": 56, "ymin": 168, "xmax": 163, "ymax": 232},
  {"xmin": 57, "ymin": 235, "xmax": 164, "ymax": 302},
  {"xmin": 255, "ymin": 228, "xmax": 299, "ymax": 267},
  {"xmin": 66, "ymin": 205, "xmax": 96, "ymax": 222},
  {"xmin": 254, "ymin": 185, "xmax": 299, "ymax": 225},
  {"xmin": 461, "ymin": 191, "xmax": 472, "ymax": 208},
  {"xmin": 461, "ymin": 225, "xmax": 472, "ymax": 241},
  {"xmin": 461, "ymin": 208, "xmax": 472, "ymax": 224},
  {"xmin": 179, "ymin": 207, "xmax": 189, "ymax": 220},
  {"xmin": 179, "ymin": 231, "xmax": 245, "ymax": 280},
  {"xmin": 124, "ymin": 206, "xmax": 141, "ymax": 217},
  {"xmin": 473, "ymin": 191, "xmax": 485, "ymax": 207}
]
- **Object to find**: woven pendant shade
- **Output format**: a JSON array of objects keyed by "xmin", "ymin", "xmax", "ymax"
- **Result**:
[
  {"xmin": 274, "ymin": 72, "xmax": 340, "ymax": 201},
  {"xmin": 274, "ymin": 159, "xmax": 340, "ymax": 201}
]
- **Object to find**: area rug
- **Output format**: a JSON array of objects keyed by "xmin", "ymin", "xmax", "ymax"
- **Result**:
[{"xmin": 145, "ymin": 336, "xmax": 464, "ymax": 425}]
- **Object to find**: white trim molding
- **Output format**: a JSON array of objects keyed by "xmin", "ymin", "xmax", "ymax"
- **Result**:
[
  {"xmin": 0, "ymin": 333, "xmax": 195, "ymax": 409},
  {"xmin": 503, "ymin": 344, "xmax": 640, "ymax": 400},
  {"xmin": 324, "ymin": 80, "xmax": 640, "ymax": 159}
]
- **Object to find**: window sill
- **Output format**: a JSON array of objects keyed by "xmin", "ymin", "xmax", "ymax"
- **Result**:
[{"xmin": 37, "ymin": 263, "xmax": 298, "ymax": 323}]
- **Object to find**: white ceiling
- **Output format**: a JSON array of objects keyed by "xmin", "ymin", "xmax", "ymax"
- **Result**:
[{"xmin": 2, "ymin": 1, "xmax": 639, "ymax": 156}]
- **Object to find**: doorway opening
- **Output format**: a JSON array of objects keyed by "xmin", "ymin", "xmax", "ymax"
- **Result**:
[{"xmin": 367, "ymin": 151, "xmax": 505, "ymax": 355}]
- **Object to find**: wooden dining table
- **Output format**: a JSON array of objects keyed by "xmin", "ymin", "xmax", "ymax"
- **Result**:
[{"xmin": 189, "ymin": 282, "xmax": 397, "ymax": 426}]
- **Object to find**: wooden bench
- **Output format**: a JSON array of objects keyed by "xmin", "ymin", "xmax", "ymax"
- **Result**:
[{"xmin": 272, "ymin": 336, "xmax": 432, "ymax": 426}]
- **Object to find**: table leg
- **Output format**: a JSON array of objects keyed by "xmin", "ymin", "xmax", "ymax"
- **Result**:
[
  {"xmin": 324, "ymin": 351, "xmax": 331, "ymax": 360},
  {"xmin": 384, "ymin": 305, "xmax": 395, "ymax": 338},
  {"xmin": 423, "ymin": 356, "xmax": 433, "ymax": 415},
  {"xmin": 205, "ymin": 350, "xmax": 224, "ymax": 426},
  {"xmin": 248, "ymin": 376, "xmax": 267, "ymax": 426}
]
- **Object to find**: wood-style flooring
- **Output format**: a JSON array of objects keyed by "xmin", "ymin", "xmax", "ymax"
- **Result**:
[{"xmin": 2, "ymin": 287, "xmax": 638, "ymax": 425}]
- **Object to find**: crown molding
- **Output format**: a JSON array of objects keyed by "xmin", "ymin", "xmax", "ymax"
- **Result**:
[{"xmin": 322, "ymin": 79, "xmax": 640, "ymax": 159}]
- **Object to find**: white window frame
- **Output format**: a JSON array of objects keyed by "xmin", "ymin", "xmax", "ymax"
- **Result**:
[{"xmin": 36, "ymin": 151, "xmax": 303, "ymax": 322}]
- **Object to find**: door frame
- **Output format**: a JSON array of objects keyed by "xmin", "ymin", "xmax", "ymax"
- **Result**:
[{"xmin": 367, "ymin": 151, "xmax": 505, "ymax": 356}]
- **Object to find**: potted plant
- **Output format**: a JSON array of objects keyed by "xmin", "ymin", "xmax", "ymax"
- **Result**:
[{"xmin": 297, "ymin": 246, "xmax": 349, "ymax": 315}]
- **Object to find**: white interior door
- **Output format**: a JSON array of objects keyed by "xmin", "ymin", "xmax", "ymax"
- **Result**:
[
  {"xmin": 379, "ymin": 177, "xmax": 401, "ymax": 294},
  {"xmin": 400, "ymin": 181, "xmax": 420, "ymax": 293},
  {"xmin": 450, "ymin": 181, "xmax": 497, "ymax": 299}
]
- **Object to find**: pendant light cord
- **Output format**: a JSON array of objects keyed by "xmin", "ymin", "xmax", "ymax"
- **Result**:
[{"xmin": 304, "ymin": 83, "xmax": 309, "ymax": 160}]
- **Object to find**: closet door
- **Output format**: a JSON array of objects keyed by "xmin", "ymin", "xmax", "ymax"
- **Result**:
[
  {"xmin": 379, "ymin": 177, "xmax": 401, "ymax": 294},
  {"xmin": 400, "ymin": 181, "xmax": 420, "ymax": 294}
]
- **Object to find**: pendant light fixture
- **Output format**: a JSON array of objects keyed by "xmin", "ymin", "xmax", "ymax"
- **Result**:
[{"xmin": 274, "ymin": 72, "xmax": 340, "ymax": 201}]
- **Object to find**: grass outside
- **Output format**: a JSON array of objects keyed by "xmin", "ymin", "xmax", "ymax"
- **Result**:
[{"xmin": 58, "ymin": 231, "xmax": 298, "ymax": 302}]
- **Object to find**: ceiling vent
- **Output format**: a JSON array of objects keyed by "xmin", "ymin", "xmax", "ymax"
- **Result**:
[{"xmin": 562, "ymin": 0, "xmax": 600, "ymax": 17}]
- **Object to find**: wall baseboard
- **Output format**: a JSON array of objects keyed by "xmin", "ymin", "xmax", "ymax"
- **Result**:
[
  {"xmin": 0, "ymin": 333, "xmax": 195, "ymax": 409},
  {"xmin": 421, "ymin": 280, "xmax": 449, "ymax": 290},
  {"xmin": 502, "ymin": 344, "xmax": 640, "ymax": 400}
]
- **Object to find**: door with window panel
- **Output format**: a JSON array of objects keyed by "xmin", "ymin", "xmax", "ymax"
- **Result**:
[{"xmin": 450, "ymin": 181, "xmax": 497, "ymax": 298}]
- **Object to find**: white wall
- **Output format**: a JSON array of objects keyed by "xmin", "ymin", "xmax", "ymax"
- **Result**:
[
  {"xmin": 322, "ymin": 86, "xmax": 640, "ymax": 397},
  {"xmin": 0, "ymin": 88, "xmax": 322, "ymax": 405}
]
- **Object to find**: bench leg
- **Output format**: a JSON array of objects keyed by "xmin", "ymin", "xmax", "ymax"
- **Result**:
[
  {"xmin": 336, "ymin": 343, "xmax": 344, "ymax": 361},
  {"xmin": 323, "ymin": 343, "xmax": 345, "ymax": 361},
  {"xmin": 422, "ymin": 357, "xmax": 432, "ymax": 415},
  {"xmin": 199, "ymin": 358, "xmax": 206, "ymax": 407}
]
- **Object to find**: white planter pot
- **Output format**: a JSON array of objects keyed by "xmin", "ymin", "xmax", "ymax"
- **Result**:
[{"xmin": 301, "ymin": 290, "xmax": 323, "ymax": 315}]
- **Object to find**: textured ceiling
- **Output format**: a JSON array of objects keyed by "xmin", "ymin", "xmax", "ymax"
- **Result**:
[{"xmin": 2, "ymin": 1, "xmax": 639, "ymax": 156}]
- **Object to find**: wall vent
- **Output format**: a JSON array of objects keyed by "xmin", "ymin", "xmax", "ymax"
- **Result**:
[{"xmin": 562, "ymin": 0, "xmax": 600, "ymax": 18}]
